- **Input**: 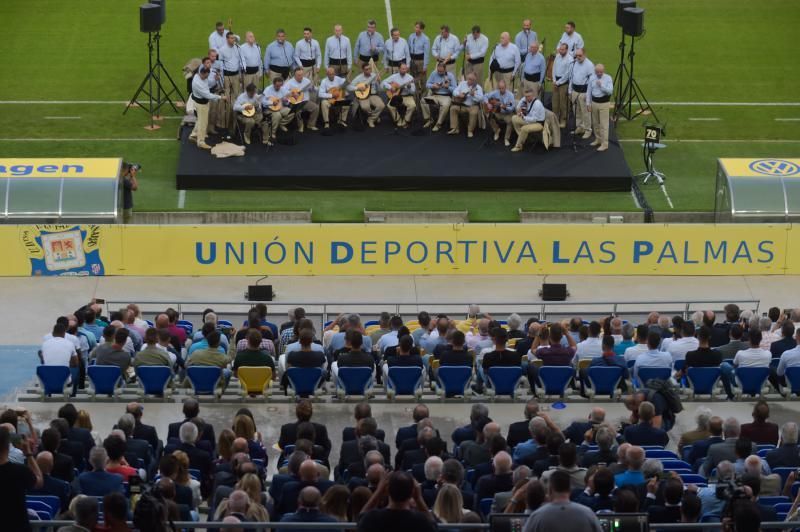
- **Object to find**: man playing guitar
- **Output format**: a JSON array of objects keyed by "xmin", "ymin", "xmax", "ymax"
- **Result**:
[
  {"xmin": 347, "ymin": 63, "xmax": 385, "ymax": 128},
  {"xmin": 261, "ymin": 76, "xmax": 294, "ymax": 145},
  {"xmin": 318, "ymin": 67, "xmax": 350, "ymax": 128},
  {"xmin": 381, "ymin": 63, "xmax": 416, "ymax": 128},
  {"xmin": 483, "ymin": 79, "xmax": 516, "ymax": 146},
  {"xmin": 420, "ymin": 61, "xmax": 456, "ymax": 131}
]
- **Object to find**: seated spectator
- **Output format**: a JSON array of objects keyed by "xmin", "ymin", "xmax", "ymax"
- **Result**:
[
  {"xmin": 716, "ymin": 323, "xmax": 748, "ymax": 358},
  {"xmin": 357, "ymin": 471, "xmax": 436, "ymax": 532},
  {"xmin": 103, "ymin": 433, "xmax": 140, "ymax": 482},
  {"xmin": 481, "ymin": 327, "xmax": 521, "ymax": 375},
  {"xmin": 648, "ymin": 477, "xmax": 684, "ymax": 523},
  {"xmin": 133, "ymin": 327, "xmax": 173, "ymax": 368},
  {"xmin": 667, "ymin": 321, "xmax": 699, "ymax": 362},
  {"xmin": 338, "ymin": 418, "xmax": 391, "ymax": 478},
  {"xmin": 235, "ymin": 313, "xmax": 278, "ymax": 357},
  {"xmin": 739, "ymin": 473, "xmax": 778, "ymax": 522},
  {"xmin": 691, "ymin": 459, "xmax": 734, "ymax": 516},
  {"xmin": 562, "ymin": 407, "xmax": 606, "ymax": 445},
  {"xmin": 492, "ymin": 464, "xmax": 529, "ymax": 512},
  {"xmin": 29, "ymin": 451, "xmax": 71, "ymax": 512},
  {"xmin": 285, "ymin": 329, "xmax": 326, "ymax": 373},
  {"xmin": 678, "ymin": 407, "xmax": 712, "ymax": 453},
  {"xmin": 175, "ymin": 421, "xmax": 212, "ymax": 499},
  {"xmin": 333, "ymin": 331, "xmax": 374, "ymax": 377},
  {"xmin": 527, "ymin": 323, "xmax": 576, "ymax": 393},
  {"xmin": 512, "ymin": 417, "xmax": 547, "ymax": 463},
  {"xmin": 504, "ymin": 478, "xmax": 545, "ymax": 514},
  {"xmin": 573, "ymin": 466, "xmax": 615, "ymax": 511},
  {"xmin": 167, "ymin": 398, "xmax": 216, "ymax": 452},
  {"xmin": 452, "ymin": 403, "xmax": 490, "ymax": 446},
  {"xmin": 40, "ymin": 427, "xmax": 75, "ymax": 483},
  {"xmin": 608, "ymin": 443, "xmax": 630, "ymax": 476},
  {"xmin": 702, "ymin": 417, "xmax": 756, "ymax": 477},
  {"xmin": 159, "ymin": 454, "xmax": 194, "ymax": 508},
  {"xmin": 687, "ymin": 416, "xmax": 724, "ymax": 470},
  {"xmin": 460, "ymin": 419, "xmax": 499, "ymax": 467},
  {"xmin": 116, "ymin": 413, "xmax": 152, "ymax": 471},
  {"xmin": 532, "ymin": 432, "xmax": 564, "ymax": 478},
  {"xmin": 742, "ymin": 454, "xmax": 781, "ymax": 496},
  {"xmin": 342, "ymin": 403, "xmax": 386, "ymax": 443},
  {"xmin": 278, "ymin": 399, "xmax": 332, "ymax": 455},
  {"xmin": 615, "ymin": 323, "xmax": 636, "ymax": 355},
  {"xmin": 41, "ymin": 322, "xmax": 79, "ymax": 368},
  {"xmin": 614, "ymin": 445, "xmax": 646, "ymax": 488},
  {"xmin": 505, "ymin": 399, "xmax": 538, "ymax": 449},
  {"xmin": 103, "ymin": 491, "xmax": 132, "ymax": 532},
  {"xmin": 383, "ymin": 335, "xmax": 424, "ymax": 382},
  {"xmin": 624, "ymin": 386, "xmax": 678, "ymax": 432},
  {"xmin": 173, "ymin": 449, "xmax": 202, "ymax": 508},
  {"xmin": 326, "ymin": 314, "xmax": 373, "ymax": 356},
  {"xmin": 515, "ymin": 322, "xmax": 541, "ymax": 359},
  {"xmin": 613, "ymin": 487, "xmax": 641, "ymax": 513},
  {"xmin": 233, "ymin": 329, "xmax": 276, "ymax": 377},
  {"xmin": 741, "ymin": 400, "xmax": 779, "ymax": 445},
  {"xmin": 188, "ymin": 330, "xmax": 230, "ymax": 371},
  {"xmin": 320, "ymin": 484, "xmax": 350, "ymax": 522},
  {"xmin": 720, "ymin": 329, "xmax": 771, "ymax": 400},
  {"xmin": 466, "ymin": 318, "xmax": 493, "ymax": 353},
  {"xmin": 624, "ymin": 324, "xmax": 650, "ymax": 363},
  {"xmin": 540, "ymin": 442, "xmax": 587, "ymax": 492},
  {"xmin": 523, "ymin": 469, "xmax": 601, "ymax": 532},
  {"xmin": 95, "ymin": 328, "xmax": 132, "ymax": 376},
  {"xmin": 581, "ymin": 426, "xmax": 617, "ymax": 468},
  {"xmin": 78, "ymin": 447, "xmax": 124, "ymax": 496},
  {"xmin": 575, "ymin": 321, "xmax": 603, "ymax": 360},
  {"xmin": 438, "ymin": 330, "xmax": 473, "ymax": 368},
  {"xmin": 396, "ymin": 424, "xmax": 437, "ymax": 471},
  {"xmin": 475, "ymin": 450, "xmax": 514, "ymax": 502},
  {"xmin": 277, "ymin": 459, "xmax": 335, "ymax": 516},
  {"xmin": 624, "ymin": 401, "xmax": 669, "ymax": 447},
  {"xmin": 681, "ymin": 326, "xmax": 722, "ymax": 378},
  {"xmin": 188, "ymin": 321, "xmax": 228, "ymax": 356},
  {"xmin": 425, "ymin": 458, "xmax": 475, "ymax": 511},
  {"xmin": 765, "ymin": 421, "xmax": 800, "ymax": 469},
  {"xmin": 59, "ymin": 495, "xmax": 99, "ymax": 532},
  {"xmin": 580, "ymin": 335, "xmax": 629, "ymax": 395},
  {"xmin": 89, "ymin": 325, "xmax": 116, "ymax": 362},
  {"xmin": 770, "ymin": 320, "xmax": 796, "ymax": 356},
  {"xmin": 633, "ymin": 331, "xmax": 672, "ymax": 380},
  {"xmin": 433, "ymin": 483, "xmax": 466, "ymax": 524},
  {"xmin": 774, "ymin": 325, "xmax": 800, "ymax": 389},
  {"xmin": 376, "ymin": 315, "xmax": 405, "ymax": 355}
]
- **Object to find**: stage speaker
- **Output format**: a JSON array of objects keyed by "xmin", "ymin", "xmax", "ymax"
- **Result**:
[
  {"xmin": 139, "ymin": 3, "xmax": 161, "ymax": 33},
  {"xmin": 247, "ymin": 285, "xmax": 273, "ymax": 301},
  {"xmin": 541, "ymin": 283, "xmax": 568, "ymax": 301},
  {"xmin": 616, "ymin": 0, "xmax": 637, "ymax": 27},
  {"xmin": 151, "ymin": 0, "xmax": 166, "ymax": 24},
  {"xmin": 622, "ymin": 7, "xmax": 645, "ymax": 37}
]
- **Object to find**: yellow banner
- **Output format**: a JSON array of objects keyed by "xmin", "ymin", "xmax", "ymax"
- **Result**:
[
  {"xmin": 719, "ymin": 158, "xmax": 800, "ymax": 178},
  {"xmin": 0, "ymin": 158, "xmax": 121, "ymax": 179},
  {"xmin": 0, "ymin": 224, "xmax": 797, "ymax": 276}
]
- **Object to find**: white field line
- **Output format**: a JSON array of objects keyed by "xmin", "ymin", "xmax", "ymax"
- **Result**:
[
  {"xmin": 43, "ymin": 116, "xmax": 82, "ymax": 120},
  {"xmin": 178, "ymin": 190, "xmax": 186, "ymax": 209},
  {"xmin": 775, "ymin": 118, "xmax": 800, "ymax": 121},
  {"xmin": 384, "ymin": 0, "xmax": 393, "ymax": 30},
  {"xmin": 688, "ymin": 118, "xmax": 721, "ymax": 121}
]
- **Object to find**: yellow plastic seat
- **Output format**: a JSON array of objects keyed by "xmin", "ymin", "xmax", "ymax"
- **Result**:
[
  {"xmin": 431, "ymin": 359, "xmax": 441, "ymax": 371},
  {"xmin": 507, "ymin": 338, "xmax": 519, "ymax": 348},
  {"xmin": 577, "ymin": 359, "xmax": 592, "ymax": 371},
  {"xmin": 456, "ymin": 321, "xmax": 472, "ymax": 333},
  {"xmin": 405, "ymin": 320, "xmax": 420, "ymax": 328},
  {"xmin": 532, "ymin": 359, "xmax": 543, "ymax": 368},
  {"xmin": 365, "ymin": 325, "xmax": 380, "ymax": 335},
  {"xmin": 237, "ymin": 366, "xmax": 272, "ymax": 398}
]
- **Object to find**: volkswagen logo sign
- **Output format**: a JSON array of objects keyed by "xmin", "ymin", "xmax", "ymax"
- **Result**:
[{"xmin": 748, "ymin": 159, "xmax": 800, "ymax": 176}]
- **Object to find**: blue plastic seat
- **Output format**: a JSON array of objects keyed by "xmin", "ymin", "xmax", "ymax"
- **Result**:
[
  {"xmin": 136, "ymin": 366, "xmax": 173, "ymax": 398},
  {"xmin": 735, "ymin": 367, "xmax": 770, "ymax": 398},
  {"xmin": 177, "ymin": 319, "xmax": 194, "ymax": 336},
  {"xmin": 87, "ymin": 365, "xmax": 123, "ymax": 399},
  {"xmin": 487, "ymin": 366, "xmax": 524, "ymax": 399},
  {"xmin": 286, "ymin": 367, "xmax": 324, "ymax": 398},
  {"xmin": 783, "ymin": 366, "xmax": 800, "ymax": 397},
  {"xmin": 679, "ymin": 474, "xmax": 707, "ymax": 486},
  {"xmin": 681, "ymin": 444, "xmax": 693, "ymax": 462},
  {"xmin": 436, "ymin": 366, "xmax": 473, "ymax": 398},
  {"xmin": 661, "ymin": 459, "xmax": 692, "ymax": 471},
  {"xmin": 636, "ymin": 367, "xmax": 671, "ymax": 387},
  {"xmin": 700, "ymin": 514, "xmax": 720, "ymax": 523},
  {"xmin": 774, "ymin": 467, "xmax": 796, "ymax": 488},
  {"xmin": 465, "ymin": 468, "xmax": 477, "ymax": 488},
  {"xmin": 479, "ymin": 497, "xmax": 493, "ymax": 516},
  {"xmin": 587, "ymin": 366, "xmax": 623, "ymax": 398},
  {"xmin": 186, "ymin": 366, "xmax": 223, "ymax": 398},
  {"xmin": 793, "ymin": 482, "xmax": 800, "ymax": 498},
  {"xmin": 335, "ymin": 367, "xmax": 374, "ymax": 397},
  {"xmin": 364, "ymin": 320, "xmax": 380, "ymax": 327},
  {"xmin": 645, "ymin": 449, "xmax": 679, "ymax": 459},
  {"xmin": 759, "ymin": 496, "xmax": 790, "ymax": 506},
  {"xmin": 687, "ymin": 367, "xmax": 721, "ymax": 399},
  {"xmin": 26, "ymin": 495, "xmax": 60, "ymax": 518},
  {"xmin": 217, "ymin": 319, "xmax": 233, "ymax": 329},
  {"xmin": 536, "ymin": 366, "xmax": 573, "ymax": 398},
  {"xmin": 188, "ymin": 468, "xmax": 201, "ymax": 481},
  {"xmin": 775, "ymin": 503, "xmax": 793, "ymax": 515},
  {"xmin": 36, "ymin": 365, "xmax": 71, "ymax": 398},
  {"xmin": 386, "ymin": 367, "xmax": 424, "ymax": 400}
]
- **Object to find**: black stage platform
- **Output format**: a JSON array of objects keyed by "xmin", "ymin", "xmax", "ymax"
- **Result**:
[{"xmin": 176, "ymin": 119, "xmax": 631, "ymax": 192}]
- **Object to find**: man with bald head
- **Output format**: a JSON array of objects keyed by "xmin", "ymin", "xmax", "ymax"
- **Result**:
[
  {"xmin": 280, "ymin": 485, "xmax": 338, "ymax": 527},
  {"xmin": 28, "ymin": 451, "xmax": 71, "ymax": 510},
  {"xmin": 514, "ymin": 20, "xmax": 537, "ymax": 62},
  {"xmin": 614, "ymin": 445, "xmax": 646, "ymax": 487},
  {"xmin": 476, "ymin": 450, "xmax": 514, "ymax": 501},
  {"xmin": 277, "ymin": 459, "xmax": 334, "ymax": 516},
  {"xmin": 507, "ymin": 399, "xmax": 540, "ymax": 448},
  {"xmin": 563, "ymin": 406, "xmax": 606, "ymax": 444},
  {"xmin": 364, "ymin": 461, "xmax": 387, "ymax": 490},
  {"xmin": 522, "ymin": 42, "xmax": 546, "ymax": 96},
  {"xmin": 489, "ymin": 32, "xmax": 521, "ymax": 89},
  {"xmin": 585, "ymin": 62, "xmax": 613, "ymax": 151}
]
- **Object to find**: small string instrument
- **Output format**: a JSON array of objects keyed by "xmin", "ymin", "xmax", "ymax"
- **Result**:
[
  {"xmin": 266, "ymin": 97, "xmax": 282, "ymax": 111},
  {"xmin": 328, "ymin": 86, "xmax": 346, "ymax": 103},
  {"xmin": 354, "ymin": 82, "xmax": 371, "ymax": 100},
  {"xmin": 286, "ymin": 88, "xmax": 305, "ymax": 105},
  {"xmin": 241, "ymin": 103, "xmax": 256, "ymax": 117}
]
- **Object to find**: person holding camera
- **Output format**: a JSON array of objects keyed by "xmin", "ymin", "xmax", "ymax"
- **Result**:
[{"xmin": 120, "ymin": 163, "xmax": 139, "ymax": 224}]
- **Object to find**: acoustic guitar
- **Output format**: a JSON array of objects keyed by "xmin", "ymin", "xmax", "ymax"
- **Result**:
[
  {"xmin": 287, "ymin": 88, "xmax": 305, "ymax": 106},
  {"xmin": 328, "ymin": 86, "xmax": 346, "ymax": 104},
  {"xmin": 266, "ymin": 97, "xmax": 283, "ymax": 112},
  {"xmin": 385, "ymin": 79, "xmax": 413, "ymax": 100},
  {"xmin": 354, "ymin": 82, "xmax": 371, "ymax": 100},
  {"xmin": 241, "ymin": 103, "xmax": 256, "ymax": 117}
]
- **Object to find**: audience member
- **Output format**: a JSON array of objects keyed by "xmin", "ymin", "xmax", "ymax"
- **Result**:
[
  {"xmin": 357, "ymin": 471, "xmax": 436, "ymax": 532},
  {"xmin": 740, "ymin": 400, "xmax": 779, "ymax": 445},
  {"xmin": 522, "ymin": 469, "xmax": 602, "ymax": 532}
]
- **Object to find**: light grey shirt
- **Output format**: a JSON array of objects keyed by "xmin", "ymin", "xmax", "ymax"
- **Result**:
[
  {"xmin": 489, "ymin": 43, "xmax": 522, "ymax": 71},
  {"xmin": 354, "ymin": 30, "xmax": 385, "ymax": 59},
  {"xmin": 264, "ymin": 40, "xmax": 295, "ymax": 69},
  {"xmin": 240, "ymin": 42, "xmax": 262, "ymax": 69},
  {"xmin": 432, "ymin": 34, "xmax": 461, "ymax": 62},
  {"xmin": 384, "ymin": 37, "xmax": 410, "ymax": 66},
  {"xmin": 464, "ymin": 33, "xmax": 489, "ymax": 60},
  {"xmin": 408, "ymin": 32, "xmax": 431, "ymax": 68},
  {"xmin": 325, "ymin": 35, "xmax": 353, "ymax": 68},
  {"xmin": 515, "ymin": 30, "xmax": 538, "ymax": 58},
  {"xmin": 294, "ymin": 38, "xmax": 322, "ymax": 68}
]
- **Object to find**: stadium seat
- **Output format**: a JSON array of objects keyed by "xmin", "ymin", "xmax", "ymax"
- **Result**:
[
  {"xmin": 186, "ymin": 366, "xmax": 223, "ymax": 400},
  {"xmin": 661, "ymin": 459, "xmax": 692, "ymax": 471},
  {"xmin": 636, "ymin": 367, "xmax": 671, "ymax": 388},
  {"xmin": 586, "ymin": 366, "xmax": 624, "ymax": 399},
  {"xmin": 480, "ymin": 497, "xmax": 493, "ymax": 517},
  {"xmin": 217, "ymin": 319, "xmax": 233, "ymax": 329},
  {"xmin": 364, "ymin": 320, "xmax": 380, "ymax": 328},
  {"xmin": 136, "ymin": 366, "xmax": 173, "ymax": 399},
  {"xmin": 577, "ymin": 359, "xmax": 592, "ymax": 371},
  {"xmin": 793, "ymin": 482, "xmax": 800, "ymax": 498},
  {"xmin": 465, "ymin": 468, "xmax": 477, "ymax": 488},
  {"xmin": 36, "ymin": 365, "xmax": 71, "ymax": 399},
  {"xmin": 145, "ymin": 320, "xmax": 155, "ymax": 328},
  {"xmin": 386, "ymin": 367, "xmax": 424, "ymax": 401},
  {"xmin": 735, "ymin": 367, "xmax": 770, "ymax": 398},
  {"xmin": 435, "ymin": 366, "xmax": 473, "ymax": 399},
  {"xmin": 700, "ymin": 514, "xmax": 720, "ymax": 523},
  {"xmin": 487, "ymin": 366, "xmax": 525, "ymax": 400},
  {"xmin": 686, "ymin": 367, "xmax": 721, "ymax": 399},
  {"xmin": 775, "ymin": 503, "xmax": 793, "ymax": 515},
  {"xmin": 177, "ymin": 319, "xmax": 194, "ymax": 336},
  {"xmin": 237, "ymin": 366, "xmax": 272, "ymax": 399},
  {"xmin": 759, "ymin": 496, "xmax": 790, "ymax": 506},
  {"xmin": 86, "ymin": 365, "xmax": 124, "ymax": 400},
  {"xmin": 26, "ymin": 495, "xmax": 60, "ymax": 517},
  {"xmin": 645, "ymin": 449, "xmax": 679, "ymax": 459},
  {"xmin": 188, "ymin": 468, "xmax": 201, "ymax": 481},
  {"xmin": 536, "ymin": 366, "xmax": 573, "ymax": 399},
  {"xmin": 681, "ymin": 444, "xmax": 693, "ymax": 462},
  {"xmin": 756, "ymin": 444, "xmax": 776, "ymax": 452},
  {"xmin": 679, "ymin": 474, "xmax": 707, "ymax": 486},
  {"xmin": 783, "ymin": 366, "xmax": 800, "ymax": 398},
  {"xmin": 335, "ymin": 367, "xmax": 374, "ymax": 399},
  {"xmin": 286, "ymin": 367, "xmax": 324, "ymax": 399},
  {"xmin": 773, "ymin": 467, "xmax": 795, "ymax": 488}
]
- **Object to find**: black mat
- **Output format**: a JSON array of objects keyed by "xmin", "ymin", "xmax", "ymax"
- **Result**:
[{"xmin": 176, "ymin": 114, "xmax": 632, "ymax": 192}]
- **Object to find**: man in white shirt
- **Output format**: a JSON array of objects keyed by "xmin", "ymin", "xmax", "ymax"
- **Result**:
[
  {"xmin": 318, "ymin": 67, "xmax": 349, "ymax": 128},
  {"xmin": 448, "ymin": 73, "xmax": 483, "ymax": 137},
  {"xmin": 624, "ymin": 325, "xmax": 651, "ymax": 362},
  {"xmin": 558, "ymin": 21, "xmax": 584, "ymax": 57},
  {"xmin": 261, "ymin": 76, "xmax": 294, "ymax": 144},
  {"xmin": 575, "ymin": 321, "xmax": 603, "ymax": 360},
  {"xmin": 384, "ymin": 28, "xmax": 410, "ymax": 74},
  {"xmin": 382, "ymin": 63, "xmax": 417, "ymax": 127},
  {"xmin": 284, "ymin": 67, "xmax": 320, "ymax": 132},
  {"xmin": 510, "ymin": 88, "xmax": 545, "ymax": 152},
  {"xmin": 41, "ymin": 323, "xmax": 79, "ymax": 367},
  {"xmin": 720, "ymin": 329, "xmax": 772, "ymax": 399},
  {"xmin": 667, "ymin": 321, "xmax": 699, "ymax": 362},
  {"xmin": 324, "ymin": 24, "xmax": 352, "ymax": 78},
  {"xmin": 551, "ymin": 43, "xmax": 572, "ymax": 128},
  {"xmin": 632, "ymin": 331, "xmax": 673, "ymax": 381},
  {"xmin": 464, "ymin": 25, "xmax": 489, "ymax": 82},
  {"xmin": 431, "ymin": 25, "xmax": 461, "ymax": 74},
  {"xmin": 209, "ymin": 21, "xmax": 236, "ymax": 53}
]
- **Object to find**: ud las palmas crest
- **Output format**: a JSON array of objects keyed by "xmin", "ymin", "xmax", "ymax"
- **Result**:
[{"xmin": 20, "ymin": 225, "xmax": 105, "ymax": 276}]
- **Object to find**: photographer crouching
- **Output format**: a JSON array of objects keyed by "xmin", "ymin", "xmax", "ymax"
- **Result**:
[{"xmin": 120, "ymin": 162, "xmax": 140, "ymax": 223}]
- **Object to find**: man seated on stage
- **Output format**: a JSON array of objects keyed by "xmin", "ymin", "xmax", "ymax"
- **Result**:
[
  {"xmin": 284, "ymin": 67, "xmax": 320, "ymax": 133},
  {"xmin": 233, "ymin": 83, "xmax": 265, "ymax": 145},
  {"xmin": 483, "ymin": 80, "xmax": 516, "ymax": 147},
  {"xmin": 586, "ymin": 63, "xmax": 613, "ymax": 152},
  {"xmin": 382, "ymin": 63, "xmax": 417, "ymax": 128},
  {"xmin": 421, "ymin": 62, "xmax": 456, "ymax": 131},
  {"xmin": 448, "ymin": 72, "xmax": 483, "ymax": 138},
  {"xmin": 189, "ymin": 66, "xmax": 223, "ymax": 150},
  {"xmin": 510, "ymin": 88, "xmax": 545, "ymax": 152},
  {"xmin": 348, "ymin": 64, "xmax": 385, "ymax": 128},
  {"xmin": 261, "ymin": 77, "xmax": 294, "ymax": 146},
  {"xmin": 318, "ymin": 67, "xmax": 349, "ymax": 129}
]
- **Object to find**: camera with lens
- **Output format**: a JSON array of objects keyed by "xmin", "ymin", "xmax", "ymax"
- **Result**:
[{"xmin": 715, "ymin": 479, "xmax": 750, "ymax": 519}]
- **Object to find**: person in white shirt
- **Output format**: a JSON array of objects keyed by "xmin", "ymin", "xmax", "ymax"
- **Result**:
[
  {"xmin": 384, "ymin": 28, "xmax": 410, "ymax": 74},
  {"xmin": 720, "ymin": 329, "xmax": 772, "ymax": 399},
  {"xmin": 667, "ymin": 321, "xmax": 700, "ymax": 362},
  {"xmin": 294, "ymin": 27, "xmax": 322, "ymax": 82},
  {"xmin": 209, "ymin": 21, "xmax": 237, "ymax": 53},
  {"xmin": 448, "ymin": 73, "xmax": 483, "ymax": 137},
  {"xmin": 558, "ymin": 21, "xmax": 584, "ymax": 57},
  {"xmin": 382, "ymin": 63, "xmax": 417, "ymax": 127},
  {"xmin": 510, "ymin": 88, "xmax": 545, "ymax": 152},
  {"xmin": 569, "ymin": 49, "xmax": 594, "ymax": 139},
  {"xmin": 431, "ymin": 25, "xmax": 461, "ymax": 74},
  {"xmin": 550, "ymin": 43, "xmax": 572, "ymax": 128},
  {"xmin": 463, "ymin": 25, "xmax": 489, "ymax": 82},
  {"xmin": 284, "ymin": 67, "xmax": 320, "ymax": 133},
  {"xmin": 575, "ymin": 321, "xmax": 603, "ymax": 360},
  {"xmin": 318, "ymin": 67, "xmax": 349, "ymax": 128},
  {"xmin": 41, "ymin": 323, "xmax": 79, "ymax": 394},
  {"xmin": 377, "ymin": 316, "xmax": 405, "ymax": 354},
  {"xmin": 261, "ymin": 76, "xmax": 294, "ymax": 144},
  {"xmin": 775, "ymin": 327, "xmax": 800, "ymax": 388},
  {"xmin": 489, "ymin": 33, "xmax": 521, "ymax": 90},
  {"xmin": 632, "ymin": 331, "xmax": 673, "ymax": 381},
  {"xmin": 624, "ymin": 325, "xmax": 651, "ymax": 362},
  {"xmin": 324, "ymin": 24, "xmax": 352, "ymax": 78},
  {"xmin": 586, "ymin": 63, "xmax": 614, "ymax": 152}
]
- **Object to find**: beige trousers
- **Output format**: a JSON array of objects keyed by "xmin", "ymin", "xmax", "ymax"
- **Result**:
[
  {"xmin": 488, "ymin": 112, "xmax": 514, "ymax": 141},
  {"xmin": 356, "ymin": 95, "xmax": 385, "ymax": 125},
  {"xmin": 321, "ymin": 100, "xmax": 351, "ymax": 125},
  {"xmin": 267, "ymin": 108, "xmax": 293, "ymax": 137},
  {"xmin": 590, "ymin": 101, "xmax": 611, "ymax": 149},
  {"xmin": 465, "ymin": 61, "xmax": 485, "ymax": 82},
  {"xmin": 296, "ymin": 100, "xmax": 320, "ymax": 129},
  {"xmin": 571, "ymin": 91, "xmax": 591, "ymax": 132},
  {"xmin": 420, "ymin": 94, "xmax": 452, "ymax": 125},
  {"xmin": 552, "ymin": 83, "xmax": 569, "ymax": 126},
  {"xmin": 387, "ymin": 95, "xmax": 416, "ymax": 124},
  {"xmin": 191, "ymin": 102, "xmax": 210, "ymax": 144},
  {"xmin": 511, "ymin": 115, "xmax": 544, "ymax": 148},
  {"xmin": 449, "ymin": 104, "xmax": 479, "ymax": 133}
]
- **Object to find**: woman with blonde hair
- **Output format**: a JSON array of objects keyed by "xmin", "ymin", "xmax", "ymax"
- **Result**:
[
  {"xmin": 433, "ymin": 483, "xmax": 465, "ymax": 524},
  {"xmin": 321, "ymin": 484, "xmax": 350, "ymax": 521},
  {"xmin": 76, "ymin": 409, "xmax": 103, "ymax": 446},
  {"xmin": 213, "ymin": 473, "xmax": 270, "ymax": 522},
  {"xmin": 172, "ymin": 450, "xmax": 201, "ymax": 508},
  {"xmin": 216, "ymin": 428, "xmax": 236, "ymax": 465},
  {"xmin": 232, "ymin": 413, "xmax": 267, "ymax": 461}
]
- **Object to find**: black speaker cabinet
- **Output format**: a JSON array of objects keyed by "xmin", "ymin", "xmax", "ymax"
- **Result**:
[
  {"xmin": 151, "ymin": 0, "xmax": 166, "ymax": 24},
  {"xmin": 623, "ymin": 7, "xmax": 645, "ymax": 37},
  {"xmin": 139, "ymin": 3, "xmax": 161, "ymax": 33},
  {"xmin": 247, "ymin": 285, "xmax": 274, "ymax": 301},
  {"xmin": 616, "ymin": 0, "xmax": 637, "ymax": 27},
  {"xmin": 541, "ymin": 283, "xmax": 568, "ymax": 301}
]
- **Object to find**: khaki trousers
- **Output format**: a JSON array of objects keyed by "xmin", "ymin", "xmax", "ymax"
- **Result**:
[
  {"xmin": 512, "ymin": 115, "xmax": 544, "ymax": 148},
  {"xmin": 301, "ymin": 66, "xmax": 319, "ymax": 84},
  {"xmin": 465, "ymin": 61, "xmax": 485, "ymax": 83},
  {"xmin": 330, "ymin": 63, "xmax": 349, "ymax": 79},
  {"xmin": 449, "ymin": 104, "xmax": 479, "ymax": 134},
  {"xmin": 387, "ymin": 95, "xmax": 416, "ymax": 124},
  {"xmin": 552, "ymin": 83, "xmax": 569, "ymax": 126},
  {"xmin": 590, "ymin": 101, "xmax": 611, "ymax": 149},
  {"xmin": 410, "ymin": 59, "xmax": 426, "ymax": 94},
  {"xmin": 492, "ymin": 71, "xmax": 514, "ymax": 91},
  {"xmin": 268, "ymin": 69, "xmax": 289, "ymax": 83},
  {"xmin": 243, "ymin": 72, "xmax": 260, "ymax": 91},
  {"xmin": 236, "ymin": 112, "xmax": 265, "ymax": 138},
  {"xmin": 356, "ymin": 95, "xmax": 385, "ymax": 125},
  {"xmin": 191, "ymin": 102, "xmax": 210, "ymax": 144},
  {"xmin": 222, "ymin": 75, "xmax": 242, "ymax": 129},
  {"xmin": 321, "ymin": 99, "xmax": 350, "ymax": 125},
  {"xmin": 521, "ymin": 79, "xmax": 542, "ymax": 98},
  {"xmin": 209, "ymin": 99, "xmax": 224, "ymax": 130},
  {"xmin": 267, "ymin": 108, "xmax": 293, "ymax": 138},
  {"xmin": 489, "ymin": 112, "xmax": 514, "ymax": 141},
  {"xmin": 296, "ymin": 100, "xmax": 320, "ymax": 129},
  {"xmin": 571, "ymin": 91, "xmax": 591, "ymax": 132},
  {"xmin": 420, "ymin": 94, "xmax": 452, "ymax": 125}
]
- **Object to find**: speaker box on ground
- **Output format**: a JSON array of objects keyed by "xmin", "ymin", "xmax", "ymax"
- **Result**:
[
  {"xmin": 622, "ymin": 7, "xmax": 645, "ymax": 37},
  {"xmin": 139, "ymin": 3, "xmax": 161, "ymax": 33},
  {"xmin": 247, "ymin": 285, "xmax": 273, "ymax": 301},
  {"xmin": 541, "ymin": 283, "xmax": 568, "ymax": 301},
  {"xmin": 616, "ymin": 0, "xmax": 636, "ymax": 27}
]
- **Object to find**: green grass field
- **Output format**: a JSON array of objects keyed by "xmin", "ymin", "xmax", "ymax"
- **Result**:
[{"xmin": 1, "ymin": 0, "xmax": 799, "ymax": 220}]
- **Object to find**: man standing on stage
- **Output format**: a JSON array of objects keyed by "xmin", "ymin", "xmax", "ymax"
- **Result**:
[
  {"xmin": 489, "ymin": 33, "xmax": 520, "ymax": 90},
  {"xmin": 219, "ymin": 32, "xmax": 245, "ymax": 130},
  {"xmin": 295, "ymin": 27, "xmax": 322, "ymax": 82},
  {"xmin": 240, "ymin": 32, "xmax": 262, "ymax": 90},
  {"xmin": 432, "ymin": 25, "xmax": 461, "ymax": 74},
  {"xmin": 514, "ymin": 20, "xmax": 538, "ymax": 62},
  {"xmin": 587, "ymin": 63, "xmax": 613, "ymax": 152},
  {"xmin": 190, "ymin": 67, "xmax": 223, "ymax": 150},
  {"xmin": 408, "ymin": 21, "xmax": 430, "ymax": 95},
  {"xmin": 355, "ymin": 20, "xmax": 385, "ymax": 71},
  {"xmin": 325, "ymin": 25, "xmax": 352, "ymax": 78},
  {"xmin": 558, "ymin": 21, "xmax": 584, "ymax": 58},
  {"xmin": 464, "ymin": 26, "xmax": 489, "ymax": 82},
  {"xmin": 551, "ymin": 43, "xmax": 572, "ymax": 128},
  {"xmin": 570, "ymin": 48, "xmax": 594, "ymax": 138},
  {"xmin": 264, "ymin": 29, "xmax": 294, "ymax": 82}
]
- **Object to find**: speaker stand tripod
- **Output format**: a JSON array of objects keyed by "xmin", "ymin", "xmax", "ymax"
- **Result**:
[
  {"xmin": 613, "ymin": 33, "xmax": 658, "ymax": 123},
  {"xmin": 124, "ymin": 31, "xmax": 185, "ymax": 130}
]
